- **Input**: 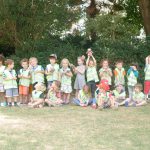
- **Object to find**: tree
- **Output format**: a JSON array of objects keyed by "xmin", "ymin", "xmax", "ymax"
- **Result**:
[{"xmin": 138, "ymin": 0, "xmax": 150, "ymax": 36}]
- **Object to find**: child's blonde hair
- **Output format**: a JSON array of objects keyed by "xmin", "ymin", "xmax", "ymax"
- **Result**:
[
  {"xmin": 61, "ymin": 58, "xmax": 70, "ymax": 67},
  {"xmin": 135, "ymin": 83, "xmax": 143, "ymax": 91},
  {"xmin": 29, "ymin": 57, "xmax": 38, "ymax": 63}
]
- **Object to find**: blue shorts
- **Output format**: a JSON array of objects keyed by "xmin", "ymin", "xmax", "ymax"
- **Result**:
[{"xmin": 5, "ymin": 88, "xmax": 19, "ymax": 98}]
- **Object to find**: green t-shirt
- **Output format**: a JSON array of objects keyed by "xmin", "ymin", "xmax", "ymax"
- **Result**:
[
  {"xmin": 3, "ymin": 69, "xmax": 18, "ymax": 89},
  {"xmin": 133, "ymin": 92, "xmax": 145, "ymax": 102},
  {"xmin": 18, "ymin": 68, "xmax": 31, "ymax": 87},
  {"xmin": 78, "ymin": 90, "xmax": 91, "ymax": 103},
  {"xmin": 99, "ymin": 68, "xmax": 112, "ymax": 85},
  {"xmin": 0, "ymin": 65, "xmax": 5, "ymax": 84},
  {"xmin": 60, "ymin": 68, "xmax": 72, "ymax": 86},
  {"xmin": 47, "ymin": 90, "xmax": 58, "ymax": 101},
  {"xmin": 30, "ymin": 65, "xmax": 44, "ymax": 84},
  {"xmin": 86, "ymin": 66, "xmax": 99, "ymax": 82},
  {"xmin": 46, "ymin": 63, "xmax": 59, "ymax": 81}
]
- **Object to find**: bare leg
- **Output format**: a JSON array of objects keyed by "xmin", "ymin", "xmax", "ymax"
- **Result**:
[
  {"xmin": 32, "ymin": 99, "xmax": 44, "ymax": 108},
  {"xmin": 66, "ymin": 93, "xmax": 70, "ymax": 103},
  {"xmin": 136, "ymin": 101, "xmax": 147, "ymax": 106},
  {"xmin": 75, "ymin": 90, "xmax": 79, "ymax": 98},
  {"xmin": 0, "ymin": 92, "xmax": 5, "ymax": 103}
]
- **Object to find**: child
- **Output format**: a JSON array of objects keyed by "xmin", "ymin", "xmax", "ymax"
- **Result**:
[
  {"xmin": 18, "ymin": 59, "xmax": 31, "ymax": 104},
  {"xmin": 45, "ymin": 54, "xmax": 59, "ymax": 88},
  {"xmin": 60, "ymin": 58, "xmax": 73, "ymax": 104},
  {"xmin": 121, "ymin": 84, "xmax": 146, "ymax": 107},
  {"xmin": 96, "ymin": 80, "xmax": 115, "ymax": 109},
  {"xmin": 3, "ymin": 59, "xmax": 19, "ymax": 106},
  {"xmin": 45, "ymin": 81, "xmax": 63, "ymax": 106},
  {"xmin": 73, "ymin": 84, "xmax": 96, "ymax": 108},
  {"xmin": 28, "ymin": 82, "xmax": 46, "ymax": 108},
  {"xmin": 127, "ymin": 63, "xmax": 138, "ymax": 100},
  {"xmin": 99, "ymin": 59, "xmax": 112, "ymax": 87},
  {"xmin": 0, "ymin": 54, "xmax": 6, "ymax": 106},
  {"xmin": 144, "ymin": 55, "xmax": 150, "ymax": 100},
  {"xmin": 29, "ymin": 57, "xmax": 45, "ymax": 89},
  {"xmin": 86, "ymin": 49, "xmax": 99, "ymax": 98},
  {"xmin": 112, "ymin": 84, "xmax": 126, "ymax": 105},
  {"xmin": 113, "ymin": 60, "xmax": 126, "ymax": 87},
  {"xmin": 73, "ymin": 55, "xmax": 86, "ymax": 98}
]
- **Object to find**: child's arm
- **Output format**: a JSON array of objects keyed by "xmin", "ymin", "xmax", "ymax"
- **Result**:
[
  {"xmin": 108, "ymin": 68, "xmax": 113, "ymax": 77},
  {"xmin": 86, "ymin": 56, "xmax": 90, "ymax": 67},
  {"xmin": 91, "ymin": 55, "xmax": 97, "ymax": 66},
  {"xmin": 75, "ymin": 66, "xmax": 85, "ymax": 75},
  {"xmin": 146, "ymin": 56, "xmax": 149, "ymax": 65},
  {"xmin": 65, "ymin": 70, "xmax": 73, "ymax": 77}
]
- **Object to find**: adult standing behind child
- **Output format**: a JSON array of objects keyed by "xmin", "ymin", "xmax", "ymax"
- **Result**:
[{"xmin": 86, "ymin": 48, "xmax": 99, "ymax": 98}]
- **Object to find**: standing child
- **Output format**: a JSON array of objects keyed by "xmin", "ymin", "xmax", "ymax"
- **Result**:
[
  {"xmin": 121, "ymin": 84, "xmax": 146, "ymax": 107},
  {"xmin": 113, "ymin": 60, "xmax": 126, "ymax": 87},
  {"xmin": 45, "ymin": 54, "xmax": 59, "ymax": 88},
  {"xmin": 3, "ymin": 59, "xmax": 19, "ymax": 106},
  {"xmin": 28, "ymin": 82, "xmax": 46, "ymax": 108},
  {"xmin": 73, "ymin": 55, "xmax": 86, "ymax": 98},
  {"xmin": 29, "ymin": 57, "xmax": 45, "ymax": 89},
  {"xmin": 127, "ymin": 63, "xmax": 138, "ymax": 100},
  {"xmin": 45, "ymin": 81, "xmax": 63, "ymax": 106},
  {"xmin": 60, "ymin": 58, "xmax": 73, "ymax": 104},
  {"xmin": 99, "ymin": 59, "xmax": 112, "ymax": 87},
  {"xmin": 144, "ymin": 55, "xmax": 150, "ymax": 100},
  {"xmin": 0, "ymin": 54, "xmax": 6, "ymax": 106},
  {"xmin": 96, "ymin": 80, "xmax": 115, "ymax": 109},
  {"xmin": 73, "ymin": 84, "xmax": 96, "ymax": 108},
  {"xmin": 86, "ymin": 49, "xmax": 99, "ymax": 98},
  {"xmin": 18, "ymin": 59, "xmax": 31, "ymax": 104}
]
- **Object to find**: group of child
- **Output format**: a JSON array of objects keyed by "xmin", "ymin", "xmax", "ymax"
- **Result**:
[{"xmin": 0, "ymin": 48, "xmax": 149, "ymax": 109}]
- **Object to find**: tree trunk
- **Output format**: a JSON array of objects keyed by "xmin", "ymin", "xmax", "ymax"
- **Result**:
[{"xmin": 138, "ymin": 0, "xmax": 150, "ymax": 36}]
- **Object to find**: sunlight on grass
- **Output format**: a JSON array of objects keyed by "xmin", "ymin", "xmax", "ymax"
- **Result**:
[{"xmin": 0, "ymin": 105, "xmax": 150, "ymax": 150}]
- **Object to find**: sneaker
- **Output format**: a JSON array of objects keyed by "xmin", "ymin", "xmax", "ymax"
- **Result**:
[
  {"xmin": 8, "ymin": 102, "xmax": 12, "ymax": 107},
  {"xmin": 1, "ymin": 102, "xmax": 7, "ymax": 107},
  {"xmin": 125, "ymin": 101, "xmax": 129, "ymax": 107},
  {"xmin": 14, "ymin": 102, "xmax": 19, "ymax": 107}
]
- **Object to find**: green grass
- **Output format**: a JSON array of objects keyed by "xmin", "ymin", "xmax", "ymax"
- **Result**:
[{"xmin": 0, "ymin": 104, "xmax": 150, "ymax": 150}]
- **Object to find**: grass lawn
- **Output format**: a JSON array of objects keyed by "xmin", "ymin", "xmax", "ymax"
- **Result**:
[{"xmin": 0, "ymin": 104, "xmax": 150, "ymax": 150}]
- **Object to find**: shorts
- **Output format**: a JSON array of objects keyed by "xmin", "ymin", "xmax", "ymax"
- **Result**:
[
  {"xmin": 5, "ymin": 88, "xmax": 19, "ymax": 98},
  {"xmin": 19, "ymin": 85, "xmax": 29, "ymax": 95},
  {"xmin": 29, "ymin": 84, "xmax": 33, "ymax": 94},
  {"xmin": 144, "ymin": 81, "xmax": 150, "ymax": 94},
  {"xmin": 0, "ymin": 84, "xmax": 4, "ymax": 92}
]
